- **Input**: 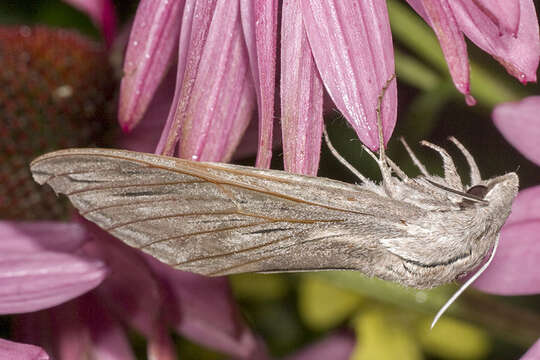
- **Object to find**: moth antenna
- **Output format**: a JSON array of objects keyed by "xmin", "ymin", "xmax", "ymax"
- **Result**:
[
  {"xmin": 323, "ymin": 126, "xmax": 368, "ymax": 183},
  {"xmin": 420, "ymin": 141, "xmax": 463, "ymax": 190},
  {"xmin": 431, "ymin": 234, "xmax": 501, "ymax": 329},
  {"xmin": 400, "ymin": 138, "xmax": 429, "ymax": 176},
  {"xmin": 448, "ymin": 137, "xmax": 481, "ymax": 185}
]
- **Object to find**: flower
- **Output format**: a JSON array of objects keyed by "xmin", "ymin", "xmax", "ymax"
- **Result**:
[
  {"xmin": 0, "ymin": 19, "xmax": 261, "ymax": 360},
  {"xmin": 11, "ymin": 220, "xmax": 259, "ymax": 359},
  {"xmin": 118, "ymin": 0, "xmax": 539, "ymax": 175},
  {"xmin": 119, "ymin": 0, "xmax": 397, "ymax": 175},
  {"xmin": 472, "ymin": 96, "xmax": 540, "ymax": 359},
  {"xmin": 405, "ymin": 0, "xmax": 539, "ymax": 104}
]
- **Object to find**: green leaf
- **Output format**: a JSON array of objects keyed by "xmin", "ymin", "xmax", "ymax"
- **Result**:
[
  {"xmin": 418, "ymin": 317, "xmax": 490, "ymax": 360},
  {"xmin": 351, "ymin": 308, "xmax": 422, "ymax": 360},
  {"xmin": 298, "ymin": 275, "xmax": 363, "ymax": 331}
]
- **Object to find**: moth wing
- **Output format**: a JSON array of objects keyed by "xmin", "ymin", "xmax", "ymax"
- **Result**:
[{"xmin": 30, "ymin": 148, "xmax": 397, "ymax": 276}]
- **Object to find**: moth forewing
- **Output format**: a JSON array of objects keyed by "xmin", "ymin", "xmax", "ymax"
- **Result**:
[{"xmin": 30, "ymin": 145, "xmax": 518, "ymax": 290}]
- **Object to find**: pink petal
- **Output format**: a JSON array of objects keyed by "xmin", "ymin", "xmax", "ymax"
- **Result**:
[
  {"xmin": 62, "ymin": 0, "xmax": 117, "ymax": 47},
  {"xmin": 156, "ymin": 0, "xmax": 219, "ymax": 155},
  {"xmin": 240, "ymin": 0, "xmax": 278, "ymax": 168},
  {"xmin": 0, "ymin": 251, "xmax": 106, "ymax": 314},
  {"xmin": 473, "ymin": 220, "xmax": 540, "ymax": 295},
  {"xmin": 148, "ymin": 322, "xmax": 177, "ymax": 360},
  {"xmin": 493, "ymin": 96, "xmax": 540, "ymax": 166},
  {"xmin": 472, "ymin": 0, "xmax": 520, "ymax": 35},
  {"xmin": 82, "ymin": 223, "xmax": 163, "ymax": 337},
  {"xmin": 119, "ymin": 66, "xmax": 176, "ymax": 153},
  {"xmin": 176, "ymin": 0, "xmax": 255, "ymax": 161},
  {"xmin": 76, "ymin": 294, "xmax": 136, "ymax": 360},
  {"xmin": 157, "ymin": 1, "xmax": 256, "ymax": 161},
  {"xmin": 506, "ymin": 185, "xmax": 540, "ymax": 225},
  {"xmin": 450, "ymin": 0, "xmax": 539, "ymax": 83},
  {"xmin": 0, "ymin": 221, "xmax": 106, "ymax": 314},
  {"xmin": 14, "ymin": 295, "xmax": 135, "ymax": 360},
  {"xmin": 301, "ymin": 0, "xmax": 397, "ymax": 150},
  {"xmin": 0, "ymin": 338, "xmax": 49, "ymax": 360},
  {"xmin": 416, "ymin": 0, "xmax": 475, "ymax": 104},
  {"xmin": 521, "ymin": 338, "xmax": 540, "ymax": 360},
  {"xmin": 0, "ymin": 221, "xmax": 86, "ymax": 253},
  {"xmin": 233, "ymin": 118, "xmax": 282, "ymax": 160},
  {"xmin": 118, "ymin": 0, "xmax": 185, "ymax": 131},
  {"xmin": 280, "ymin": 0, "xmax": 324, "ymax": 175},
  {"xmin": 146, "ymin": 256, "xmax": 259, "ymax": 359},
  {"xmin": 284, "ymin": 330, "xmax": 355, "ymax": 360}
]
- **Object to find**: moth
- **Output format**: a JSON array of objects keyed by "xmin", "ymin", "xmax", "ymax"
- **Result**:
[{"xmin": 30, "ymin": 128, "xmax": 518, "ymax": 326}]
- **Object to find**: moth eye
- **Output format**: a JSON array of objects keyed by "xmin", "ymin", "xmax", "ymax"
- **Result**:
[{"xmin": 466, "ymin": 185, "xmax": 488, "ymax": 199}]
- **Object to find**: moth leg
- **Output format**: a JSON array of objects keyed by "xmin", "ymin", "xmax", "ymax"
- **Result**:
[
  {"xmin": 448, "ymin": 137, "xmax": 482, "ymax": 185},
  {"xmin": 385, "ymin": 155, "xmax": 408, "ymax": 180},
  {"xmin": 362, "ymin": 145, "xmax": 407, "ymax": 181},
  {"xmin": 323, "ymin": 125, "xmax": 368, "ymax": 183},
  {"xmin": 400, "ymin": 137, "xmax": 430, "ymax": 176},
  {"xmin": 420, "ymin": 141, "xmax": 463, "ymax": 190}
]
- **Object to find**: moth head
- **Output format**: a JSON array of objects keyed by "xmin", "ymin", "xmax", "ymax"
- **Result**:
[
  {"xmin": 481, "ymin": 172, "xmax": 519, "ymax": 203},
  {"xmin": 472, "ymin": 172, "xmax": 519, "ymax": 225}
]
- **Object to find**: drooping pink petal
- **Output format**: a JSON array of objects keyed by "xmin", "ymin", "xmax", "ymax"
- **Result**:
[
  {"xmin": 82, "ymin": 222, "xmax": 162, "ymax": 337},
  {"xmin": 156, "ymin": 0, "xmax": 218, "ymax": 155},
  {"xmin": 62, "ymin": 0, "xmax": 117, "ymax": 47},
  {"xmin": 280, "ymin": 0, "xmax": 324, "ymax": 175},
  {"xmin": 147, "ymin": 321, "xmax": 177, "ymax": 360},
  {"xmin": 0, "ymin": 221, "xmax": 86, "ymax": 253},
  {"xmin": 0, "ymin": 250, "xmax": 106, "ymax": 314},
  {"xmin": 156, "ymin": 1, "xmax": 255, "ymax": 161},
  {"xmin": 146, "ymin": 256, "xmax": 259, "ymax": 359},
  {"xmin": 493, "ymin": 96, "xmax": 540, "ymax": 166},
  {"xmin": 14, "ymin": 295, "xmax": 135, "ymax": 360},
  {"xmin": 75, "ymin": 294, "xmax": 136, "ymax": 360},
  {"xmin": 0, "ymin": 221, "xmax": 106, "ymax": 314},
  {"xmin": 0, "ymin": 338, "xmax": 49, "ymax": 360},
  {"xmin": 172, "ymin": 0, "xmax": 255, "ymax": 161},
  {"xmin": 119, "ymin": 66, "xmax": 176, "ymax": 153},
  {"xmin": 118, "ymin": 0, "xmax": 185, "ymax": 131},
  {"xmin": 284, "ymin": 330, "xmax": 355, "ymax": 360},
  {"xmin": 240, "ymin": 0, "xmax": 278, "ymax": 168},
  {"xmin": 450, "ymin": 0, "xmax": 539, "ymax": 83},
  {"xmin": 408, "ymin": 0, "xmax": 475, "ymax": 104},
  {"xmin": 472, "ymin": 0, "xmax": 520, "ymax": 35},
  {"xmin": 233, "ymin": 118, "xmax": 282, "ymax": 160},
  {"xmin": 521, "ymin": 338, "xmax": 540, "ymax": 360},
  {"xmin": 506, "ymin": 186, "xmax": 540, "ymax": 225},
  {"xmin": 473, "ymin": 220, "xmax": 540, "ymax": 295},
  {"xmin": 301, "ymin": 0, "xmax": 397, "ymax": 150}
]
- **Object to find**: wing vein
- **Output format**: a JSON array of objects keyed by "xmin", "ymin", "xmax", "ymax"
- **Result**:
[
  {"xmin": 174, "ymin": 234, "xmax": 296, "ymax": 266},
  {"xmin": 66, "ymin": 179, "xmax": 206, "ymax": 196},
  {"xmin": 139, "ymin": 220, "xmax": 271, "ymax": 249},
  {"xmin": 207, "ymin": 255, "xmax": 276, "ymax": 276},
  {"xmin": 104, "ymin": 210, "xmax": 238, "ymax": 231}
]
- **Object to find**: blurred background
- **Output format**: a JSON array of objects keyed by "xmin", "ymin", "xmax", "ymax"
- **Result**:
[{"xmin": 1, "ymin": 1, "xmax": 539, "ymax": 359}]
